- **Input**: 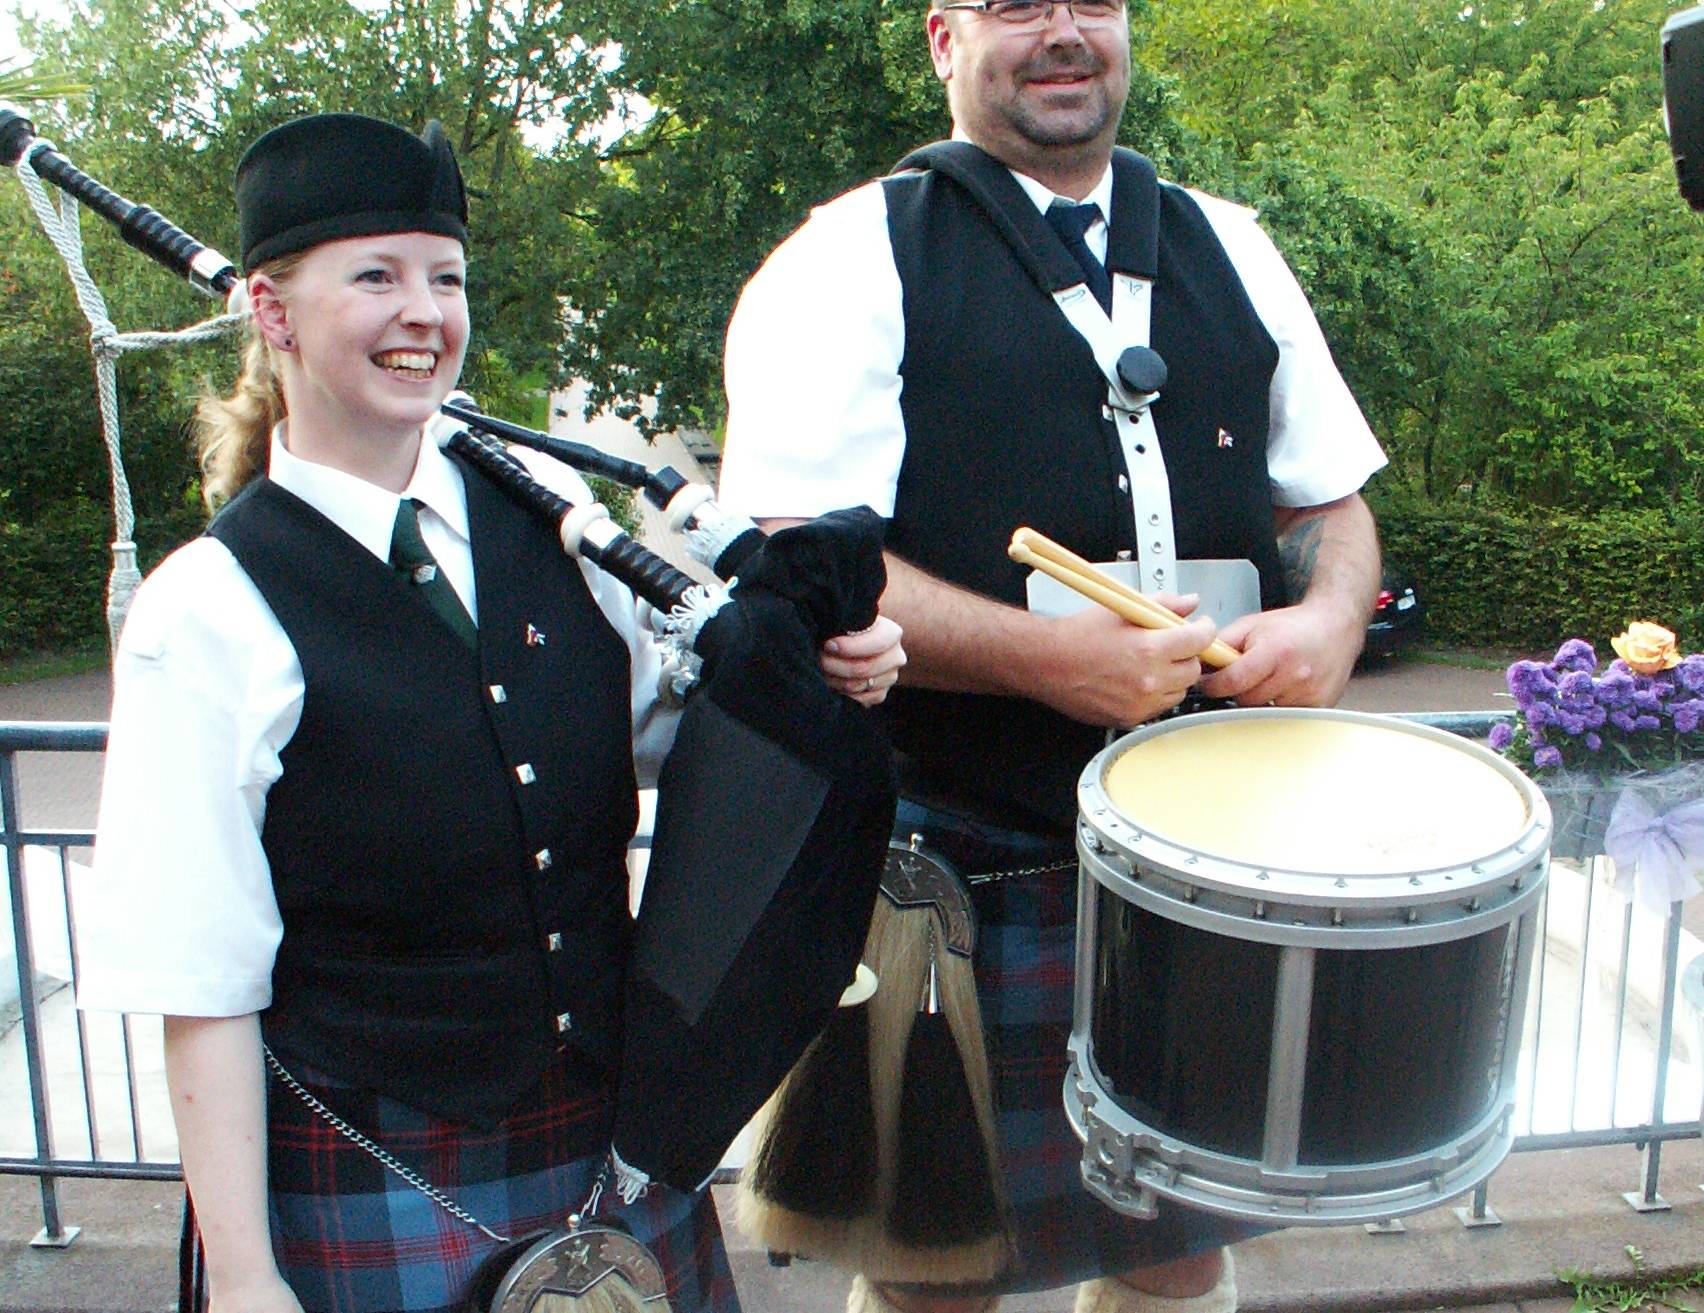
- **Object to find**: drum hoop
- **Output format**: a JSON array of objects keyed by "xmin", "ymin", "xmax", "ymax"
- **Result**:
[
  {"xmin": 1077, "ymin": 845, "xmax": 1548, "ymax": 949},
  {"xmin": 1078, "ymin": 708, "xmax": 1552, "ymax": 914},
  {"xmin": 1065, "ymin": 1042, "xmax": 1517, "ymax": 1225}
]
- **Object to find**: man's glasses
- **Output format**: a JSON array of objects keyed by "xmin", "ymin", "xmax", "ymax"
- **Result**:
[{"xmin": 938, "ymin": 0, "xmax": 1127, "ymax": 29}]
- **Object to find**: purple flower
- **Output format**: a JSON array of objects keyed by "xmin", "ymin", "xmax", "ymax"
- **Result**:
[
  {"xmin": 1488, "ymin": 721, "xmax": 1515, "ymax": 750},
  {"xmin": 1507, "ymin": 660, "xmax": 1557, "ymax": 705},
  {"xmin": 1585, "ymin": 732, "xmax": 1603, "ymax": 751},
  {"xmin": 1674, "ymin": 702, "xmax": 1701, "ymax": 735},
  {"xmin": 1558, "ymin": 670, "xmax": 1596, "ymax": 701},
  {"xmin": 1678, "ymin": 655, "xmax": 1704, "ymax": 693},
  {"xmin": 1596, "ymin": 669, "xmax": 1635, "ymax": 707},
  {"xmin": 1526, "ymin": 703, "xmax": 1555, "ymax": 731},
  {"xmin": 1533, "ymin": 744, "xmax": 1564, "ymax": 769},
  {"xmin": 1556, "ymin": 710, "xmax": 1589, "ymax": 736},
  {"xmin": 1610, "ymin": 709, "xmax": 1638, "ymax": 732},
  {"xmin": 1635, "ymin": 714, "xmax": 1662, "ymax": 732},
  {"xmin": 1553, "ymin": 639, "xmax": 1598, "ymax": 673},
  {"xmin": 1634, "ymin": 687, "xmax": 1663, "ymax": 713}
]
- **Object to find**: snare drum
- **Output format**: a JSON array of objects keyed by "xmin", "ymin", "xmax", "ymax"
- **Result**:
[{"xmin": 1067, "ymin": 708, "xmax": 1550, "ymax": 1225}]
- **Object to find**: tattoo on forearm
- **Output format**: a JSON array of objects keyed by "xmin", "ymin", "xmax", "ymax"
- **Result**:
[{"xmin": 1278, "ymin": 517, "xmax": 1324, "ymax": 601}]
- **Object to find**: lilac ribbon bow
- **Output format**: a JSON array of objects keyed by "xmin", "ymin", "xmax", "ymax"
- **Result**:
[{"xmin": 1605, "ymin": 788, "xmax": 1704, "ymax": 911}]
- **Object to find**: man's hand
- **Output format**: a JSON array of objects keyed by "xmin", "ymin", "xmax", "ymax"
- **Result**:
[
  {"xmin": 1020, "ymin": 599, "xmax": 1217, "ymax": 728},
  {"xmin": 1198, "ymin": 600, "xmax": 1361, "ymax": 707},
  {"xmin": 819, "ymin": 615, "xmax": 906, "ymax": 707},
  {"xmin": 1199, "ymin": 493, "xmax": 1378, "ymax": 708}
]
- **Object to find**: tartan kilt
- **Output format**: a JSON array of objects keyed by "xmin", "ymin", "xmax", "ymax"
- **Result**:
[
  {"xmin": 220, "ymin": 1055, "xmax": 739, "ymax": 1313},
  {"xmin": 895, "ymin": 800, "xmax": 1266, "ymax": 1295}
]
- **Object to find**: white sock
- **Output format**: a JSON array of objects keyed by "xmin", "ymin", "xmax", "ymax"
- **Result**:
[{"xmin": 1073, "ymin": 1250, "xmax": 1236, "ymax": 1313}]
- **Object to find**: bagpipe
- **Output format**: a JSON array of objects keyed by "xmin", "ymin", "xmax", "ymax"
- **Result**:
[{"xmin": 2, "ymin": 103, "xmax": 894, "ymax": 1249}]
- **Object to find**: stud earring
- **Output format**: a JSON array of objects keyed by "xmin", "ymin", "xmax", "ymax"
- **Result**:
[{"xmin": 280, "ymin": 336, "xmax": 295, "ymax": 350}]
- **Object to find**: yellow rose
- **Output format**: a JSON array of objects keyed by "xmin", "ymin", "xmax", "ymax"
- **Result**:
[{"xmin": 1610, "ymin": 621, "xmax": 1682, "ymax": 675}]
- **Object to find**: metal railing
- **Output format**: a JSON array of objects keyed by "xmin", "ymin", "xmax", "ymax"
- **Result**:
[
  {"xmin": 1, "ymin": 722, "xmax": 180, "ymax": 1249},
  {"xmin": 3, "ymin": 715, "xmax": 1700, "ymax": 1247}
]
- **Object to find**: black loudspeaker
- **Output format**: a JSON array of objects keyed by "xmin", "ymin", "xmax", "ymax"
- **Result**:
[{"xmin": 1663, "ymin": 4, "xmax": 1704, "ymax": 211}]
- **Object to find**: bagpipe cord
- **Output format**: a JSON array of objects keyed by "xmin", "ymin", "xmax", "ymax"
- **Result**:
[{"xmin": 14, "ymin": 145, "xmax": 247, "ymax": 655}]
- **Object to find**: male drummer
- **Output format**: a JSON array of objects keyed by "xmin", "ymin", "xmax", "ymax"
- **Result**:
[{"xmin": 718, "ymin": 2, "xmax": 1386, "ymax": 1312}]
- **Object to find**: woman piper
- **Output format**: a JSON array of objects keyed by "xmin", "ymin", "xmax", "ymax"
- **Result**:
[{"xmin": 75, "ymin": 112, "xmax": 902, "ymax": 1313}]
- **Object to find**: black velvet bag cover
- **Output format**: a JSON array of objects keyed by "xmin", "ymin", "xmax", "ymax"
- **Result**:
[{"xmin": 614, "ymin": 508, "xmax": 897, "ymax": 1189}]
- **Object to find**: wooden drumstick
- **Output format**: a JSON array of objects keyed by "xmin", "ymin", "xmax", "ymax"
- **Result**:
[{"xmin": 1007, "ymin": 529, "xmax": 1241, "ymax": 670}]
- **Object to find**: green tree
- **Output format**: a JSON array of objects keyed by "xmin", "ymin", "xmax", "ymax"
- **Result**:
[{"xmin": 561, "ymin": 0, "xmax": 1185, "ymax": 435}]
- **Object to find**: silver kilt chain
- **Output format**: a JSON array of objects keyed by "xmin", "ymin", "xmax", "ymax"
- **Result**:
[{"xmin": 262, "ymin": 1046, "xmax": 509, "ymax": 1242}]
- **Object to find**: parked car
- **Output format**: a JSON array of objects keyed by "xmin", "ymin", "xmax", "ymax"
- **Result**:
[{"xmin": 1361, "ymin": 568, "xmax": 1424, "ymax": 661}]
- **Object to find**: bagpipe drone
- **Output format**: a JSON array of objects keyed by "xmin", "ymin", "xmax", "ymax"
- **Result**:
[{"xmin": 0, "ymin": 105, "xmax": 894, "ymax": 1204}]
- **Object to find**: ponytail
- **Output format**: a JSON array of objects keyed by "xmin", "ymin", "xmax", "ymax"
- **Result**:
[{"xmin": 193, "ymin": 251, "xmax": 306, "ymax": 512}]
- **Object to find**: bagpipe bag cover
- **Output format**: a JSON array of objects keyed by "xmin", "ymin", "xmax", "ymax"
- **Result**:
[{"xmin": 614, "ymin": 508, "xmax": 897, "ymax": 1190}]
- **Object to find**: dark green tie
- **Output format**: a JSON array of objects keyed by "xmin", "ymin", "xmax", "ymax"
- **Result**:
[{"xmin": 389, "ymin": 498, "xmax": 477, "ymax": 651}]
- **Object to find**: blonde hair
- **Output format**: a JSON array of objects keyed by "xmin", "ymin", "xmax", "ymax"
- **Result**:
[{"xmin": 193, "ymin": 251, "xmax": 307, "ymax": 512}]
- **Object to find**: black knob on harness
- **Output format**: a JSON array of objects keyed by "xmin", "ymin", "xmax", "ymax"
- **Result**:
[{"xmin": 1115, "ymin": 346, "xmax": 1168, "ymax": 397}]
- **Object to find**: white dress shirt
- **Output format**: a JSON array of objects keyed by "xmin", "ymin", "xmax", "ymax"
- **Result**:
[
  {"xmin": 718, "ymin": 162, "xmax": 1385, "ymax": 519},
  {"xmin": 77, "ymin": 426, "xmax": 676, "ymax": 1018}
]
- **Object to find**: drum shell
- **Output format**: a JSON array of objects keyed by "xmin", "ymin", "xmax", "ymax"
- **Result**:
[{"xmin": 1068, "ymin": 709, "xmax": 1550, "ymax": 1225}]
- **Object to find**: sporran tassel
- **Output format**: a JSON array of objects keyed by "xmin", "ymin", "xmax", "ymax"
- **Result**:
[{"xmin": 885, "ymin": 925, "xmax": 1005, "ymax": 1255}]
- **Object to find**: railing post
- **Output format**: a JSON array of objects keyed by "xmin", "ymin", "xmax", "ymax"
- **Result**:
[
  {"xmin": 1455, "ymin": 1179, "xmax": 1502, "ymax": 1228},
  {"xmin": 1, "ymin": 746, "xmax": 81, "ymax": 1247},
  {"xmin": 1622, "ymin": 898, "xmax": 1684, "ymax": 1214}
]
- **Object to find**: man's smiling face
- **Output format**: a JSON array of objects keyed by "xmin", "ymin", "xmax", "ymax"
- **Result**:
[{"xmin": 927, "ymin": 1, "xmax": 1131, "ymax": 171}]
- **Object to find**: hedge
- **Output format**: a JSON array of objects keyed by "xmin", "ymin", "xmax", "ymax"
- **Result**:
[
  {"xmin": 0, "ymin": 483, "xmax": 633, "ymax": 664},
  {"xmin": 4, "ymin": 490, "xmax": 1699, "ymax": 663},
  {"xmin": 1, "ymin": 499, "xmax": 202, "ymax": 660},
  {"xmin": 1370, "ymin": 492, "xmax": 1704, "ymax": 651}
]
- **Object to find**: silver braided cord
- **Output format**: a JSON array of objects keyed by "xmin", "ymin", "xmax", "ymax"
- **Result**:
[
  {"xmin": 262, "ymin": 1047, "xmax": 512, "ymax": 1242},
  {"xmin": 14, "ymin": 146, "xmax": 246, "ymax": 655},
  {"xmin": 963, "ymin": 858, "xmax": 1077, "ymax": 885}
]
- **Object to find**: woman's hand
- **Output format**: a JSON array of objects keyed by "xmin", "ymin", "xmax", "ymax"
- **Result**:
[
  {"xmin": 818, "ymin": 615, "xmax": 906, "ymax": 706},
  {"xmin": 210, "ymin": 1271, "xmax": 304, "ymax": 1313}
]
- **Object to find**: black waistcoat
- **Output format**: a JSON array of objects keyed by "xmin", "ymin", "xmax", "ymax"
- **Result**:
[
  {"xmin": 882, "ymin": 143, "xmax": 1284, "ymax": 833},
  {"xmin": 207, "ymin": 456, "xmax": 637, "ymax": 1128}
]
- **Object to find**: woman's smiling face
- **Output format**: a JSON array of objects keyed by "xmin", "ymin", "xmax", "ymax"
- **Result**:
[{"xmin": 263, "ymin": 231, "xmax": 469, "ymax": 449}]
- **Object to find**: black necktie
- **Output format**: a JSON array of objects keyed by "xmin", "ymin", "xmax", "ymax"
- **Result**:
[
  {"xmin": 389, "ymin": 498, "xmax": 477, "ymax": 651},
  {"xmin": 1046, "ymin": 200, "xmax": 1112, "ymax": 314}
]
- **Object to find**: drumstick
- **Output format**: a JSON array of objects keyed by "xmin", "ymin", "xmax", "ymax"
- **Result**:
[
  {"xmin": 1012, "ymin": 527, "xmax": 1221, "ymax": 642},
  {"xmin": 1007, "ymin": 531, "xmax": 1240, "ymax": 669}
]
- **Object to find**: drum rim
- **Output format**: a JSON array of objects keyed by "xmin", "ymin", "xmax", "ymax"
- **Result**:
[
  {"xmin": 1064, "ymin": 1040, "xmax": 1517, "ymax": 1225},
  {"xmin": 1078, "ymin": 708, "xmax": 1552, "ymax": 913}
]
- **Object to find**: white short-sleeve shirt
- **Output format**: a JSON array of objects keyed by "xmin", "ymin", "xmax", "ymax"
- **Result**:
[
  {"xmin": 719, "ymin": 161, "xmax": 1385, "ymax": 518},
  {"xmin": 76, "ymin": 427, "xmax": 675, "ymax": 1018}
]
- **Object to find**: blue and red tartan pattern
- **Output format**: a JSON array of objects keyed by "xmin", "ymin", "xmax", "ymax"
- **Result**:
[
  {"xmin": 893, "ymin": 800, "xmax": 1264, "ymax": 1296},
  {"xmin": 246, "ymin": 1057, "xmax": 740, "ymax": 1313}
]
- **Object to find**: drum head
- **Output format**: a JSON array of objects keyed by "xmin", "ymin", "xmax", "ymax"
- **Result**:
[{"xmin": 1102, "ymin": 714, "xmax": 1529, "ymax": 876}]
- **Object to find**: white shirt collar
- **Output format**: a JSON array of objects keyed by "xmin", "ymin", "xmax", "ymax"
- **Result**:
[
  {"xmin": 946, "ymin": 126, "xmax": 1115, "ymax": 227},
  {"xmin": 268, "ymin": 423, "xmax": 472, "ymax": 564},
  {"xmin": 1006, "ymin": 162, "xmax": 1115, "ymax": 230}
]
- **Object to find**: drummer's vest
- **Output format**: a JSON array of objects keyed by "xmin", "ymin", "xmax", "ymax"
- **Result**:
[
  {"xmin": 207, "ymin": 460, "xmax": 637, "ymax": 1129},
  {"xmin": 881, "ymin": 142, "xmax": 1285, "ymax": 833}
]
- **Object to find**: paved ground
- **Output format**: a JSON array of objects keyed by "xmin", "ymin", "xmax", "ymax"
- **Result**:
[{"xmin": 5, "ymin": 1142, "xmax": 1704, "ymax": 1313}]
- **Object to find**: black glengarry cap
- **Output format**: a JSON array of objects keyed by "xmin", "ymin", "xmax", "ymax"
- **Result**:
[{"xmin": 236, "ymin": 113, "xmax": 467, "ymax": 269}]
